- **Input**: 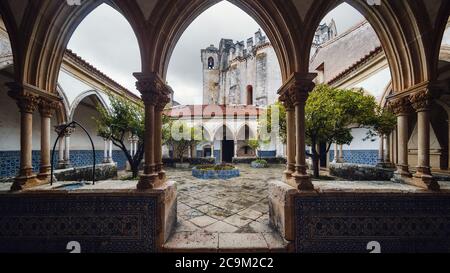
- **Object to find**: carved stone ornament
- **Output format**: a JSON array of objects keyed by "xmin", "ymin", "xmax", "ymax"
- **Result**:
[
  {"xmin": 409, "ymin": 89, "xmax": 432, "ymax": 112},
  {"xmin": 389, "ymin": 97, "xmax": 411, "ymax": 116},
  {"xmin": 10, "ymin": 92, "xmax": 40, "ymax": 114},
  {"xmin": 39, "ymin": 99, "xmax": 60, "ymax": 118}
]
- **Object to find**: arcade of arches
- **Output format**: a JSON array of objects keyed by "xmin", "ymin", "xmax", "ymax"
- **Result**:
[{"xmin": 1, "ymin": 0, "xmax": 450, "ymax": 253}]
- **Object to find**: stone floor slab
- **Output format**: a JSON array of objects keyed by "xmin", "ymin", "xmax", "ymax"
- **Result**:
[
  {"xmin": 204, "ymin": 221, "xmax": 240, "ymax": 233},
  {"xmin": 189, "ymin": 215, "xmax": 218, "ymax": 228},
  {"xmin": 164, "ymin": 232, "xmax": 218, "ymax": 251},
  {"xmin": 223, "ymin": 214, "xmax": 253, "ymax": 227},
  {"xmin": 218, "ymin": 233, "xmax": 268, "ymax": 250},
  {"xmin": 237, "ymin": 208, "xmax": 263, "ymax": 220}
]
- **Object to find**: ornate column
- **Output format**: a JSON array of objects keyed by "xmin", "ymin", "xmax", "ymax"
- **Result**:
[
  {"xmin": 8, "ymin": 86, "xmax": 40, "ymax": 191},
  {"xmin": 211, "ymin": 142, "xmax": 215, "ymax": 159},
  {"xmin": 234, "ymin": 141, "xmax": 238, "ymax": 158},
  {"xmin": 103, "ymin": 139, "xmax": 109, "ymax": 163},
  {"xmin": 409, "ymin": 89, "xmax": 440, "ymax": 190},
  {"xmin": 37, "ymin": 99, "xmax": 58, "ymax": 180},
  {"xmin": 393, "ymin": 128, "xmax": 398, "ymax": 164},
  {"xmin": 108, "ymin": 140, "xmax": 113, "ymax": 162},
  {"xmin": 279, "ymin": 73, "xmax": 316, "ymax": 191},
  {"xmin": 332, "ymin": 143, "xmax": 338, "ymax": 163},
  {"xmin": 63, "ymin": 127, "xmax": 74, "ymax": 168},
  {"xmin": 338, "ymin": 145, "xmax": 344, "ymax": 163},
  {"xmin": 57, "ymin": 137, "xmax": 65, "ymax": 168},
  {"xmin": 280, "ymin": 93, "xmax": 296, "ymax": 179},
  {"xmin": 377, "ymin": 134, "xmax": 385, "ymax": 164},
  {"xmin": 134, "ymin": 73, "xmax": 170, "ymax": 189},
  {"xmin": 390, "ymin": 97, "xmax": 412, "ymax": 180},
  {"xmin": 155, "ymin": 89, "xmax": 170, "ymax": 181}
]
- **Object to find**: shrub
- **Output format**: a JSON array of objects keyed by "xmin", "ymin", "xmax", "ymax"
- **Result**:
[
  {"xmin": 251, "ymin": 159, "xmax": 269, "ymax": 168},
  {"xmin": 233, "ymin": 157, "xmax": 286, "ymax": 164},
  {"xmin": 196, "ymin": 164, "xmax": 235, "ymax": 171}
]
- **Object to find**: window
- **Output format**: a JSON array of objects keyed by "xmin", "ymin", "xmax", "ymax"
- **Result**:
[
  {"xmin": 246, "ymin": 85, "xmax": 253, "ymax": 105},
  {"xmin": 208, "ymin": 57, "xmax": 214, "ymax": 69}
]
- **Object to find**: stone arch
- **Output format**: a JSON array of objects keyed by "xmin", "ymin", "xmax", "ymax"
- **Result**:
[
  {"xmin": 20, "ymin": 1, "xmax": 144, "ymax": 93},
  {"xmin": 192, "ymin": 124, "xmax": 213, "ymax": 142},
  {"xmin": 236, "ymin": 124, "xmax": 256, "ymax": 141},
  {"xmin": 429, "ymin": 0, "xmax": 450, "ymax": 81},
  {"xmin": 304, "ymin": 0, "xmax": 431, "ymax": 92},
  {"xmin": 148, "ymin": 0, "xmax": 302, "ymax": 81},
  {"xmin": 55, "ymin": 84, "xmax": 70, "ymax": 125},
  {"xmin": 380, "ymin": 81, "xmax": 393, "ymax": 108},
  {"xmin": 69, "ymin": 90, "xmax": 110, "ymax": 122},
  {"xmin": 213, "ymin": 125, "xmax": 235, "ymax": 141}
]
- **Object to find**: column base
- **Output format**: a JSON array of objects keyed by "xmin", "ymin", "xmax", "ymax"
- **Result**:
[
  {"xmin": 137, "ymin": 173, "xmax": 160, "ymax": 190},
  {"xmin": 37, "ymin": 165, "xmax": 51, "ymax": 181},
  {"xmin": 291, "ymin": 165, "xmax": 314, "ymax": 191},
  {"xmin": 291, "ymin": 173, "xmax": 314, "ymax": 191},
  {"xmin": 393, "ymin": 164, "xmax": 412, "ymax": 179},
  {"xmin": 57, "ymin": 161, "xmax": 71, "ymax": 170},
  {"xmin": 412, "ymin": 166, "xmax": 440, "ymax": 191},
  {"xmin": 11, "ymin": 174, "xmax": 46, "ymax": 191},
  {"xmin": 409, "ymin": 175, "xmax": 440, "ymax": 191},
  {"xmin": 376, "ymin": 162, "xmax": 396, "ymax": 169}
]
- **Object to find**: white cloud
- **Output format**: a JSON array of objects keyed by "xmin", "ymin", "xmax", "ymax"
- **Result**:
[{"xmin": 66, "ymin": 1, "xmax": 365, "ymax": 104}]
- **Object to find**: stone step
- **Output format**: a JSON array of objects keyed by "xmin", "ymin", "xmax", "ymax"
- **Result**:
[{"xmin": 163, "ymin": 232, "xmax": 289, "ymax": 253}]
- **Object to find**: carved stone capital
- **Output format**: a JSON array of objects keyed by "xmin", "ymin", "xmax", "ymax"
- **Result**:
[
  {"xmin": 134, "ymin": 72, "xmax": 171, "ymax": 106},
  {"xmin": 155, "ymin": 92, "xmax": 171, "ymax": 112},
  {"xmin": 389, "ymin": 97, "xmax": 411, "ymax": 116},
  {"xmin": 279, "ymin": 92, "xmax": 295, "ymax": 111},
  {"xmin": 409, "ymin": 89, "xmax": 432, "ymax": 112},
  {"xmin": 39, "ymin": 99, "xmax": 59, "ymax": 118},
  {"xmin": 11, "ymin": 92, "xmax": 40, "ymax": 114},
  {"xmin": 55, "ymin": 124, "xmax": 75, "ymax": 137},
  {"xmin": 277, "ymin": 73, "xmax": 316, "ymax": 107}
]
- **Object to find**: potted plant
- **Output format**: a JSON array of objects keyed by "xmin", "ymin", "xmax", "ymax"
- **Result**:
[{"xmin": 247, "ymin": 139, "xmax": 269, "ymax": 168}]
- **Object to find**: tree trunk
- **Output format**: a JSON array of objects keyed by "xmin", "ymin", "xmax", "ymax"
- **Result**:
[
  {"xmin": 131, "ymin": 163, "xmax": 139, "ymax": 179},
  {"xmin": 312, "ymin": 155, "xmax": 320, "ymax": 178},
  {"xmin": 311, "ymin": 140, "xmax": 320, "ymax": 178}
]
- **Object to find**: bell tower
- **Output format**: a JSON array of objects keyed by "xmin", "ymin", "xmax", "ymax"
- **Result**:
[{"xmin": 201, "ymin": 45, "xmax": 220, "ymax": 105}]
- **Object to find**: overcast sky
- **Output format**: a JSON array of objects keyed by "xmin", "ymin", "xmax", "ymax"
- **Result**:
[{"xmin": 68, "ymin": 1, "xmax": 364, "ymax": 105}]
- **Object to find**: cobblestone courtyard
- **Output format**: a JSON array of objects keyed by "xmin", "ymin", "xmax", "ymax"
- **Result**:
[{"xmin": 164, "ymin": 164, "xmax": 288, "ymax": 251}]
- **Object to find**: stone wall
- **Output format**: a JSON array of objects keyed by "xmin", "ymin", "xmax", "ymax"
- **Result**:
[
  {"xmin": 294, "ymin": 193, "xmax": 450, "ymax": 253},
  {"xmin": 0, "ymin": 150, "xmax": 127, "ymax": 179},
  {"xmin": 54, "ymin": 163, "xmax": 118, "ymax": 182},
  {"xmin": 329, "ymin": 163, "xmax": 394, "ymax": 181},
  {"xmin": 329, "ymin": 150, "xmax": 378, "ymax": 165},
  {"xmin": 0, "ymin": 191, "xmax": 160, "ymax": 253}
]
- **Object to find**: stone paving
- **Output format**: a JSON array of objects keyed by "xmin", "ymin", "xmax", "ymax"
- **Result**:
[{"xmin": 163, "ymin": 164, "xmax": 289, "ymax": 252}]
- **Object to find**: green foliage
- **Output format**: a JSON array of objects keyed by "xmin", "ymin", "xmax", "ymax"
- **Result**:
[
  {"xmin": 305, "ymin": 84, "xmax": 381, "ymax": 177},
  {"xmin": 254, "ymin": 159, "xmax": 268, "ymax": 165},
  {"xmin": 258, "ymin": 102, "xmax": 287, "ymax": 144},
  {"xmin": 364, "ymin": 106, "xmax": 397, "ymax": 141},
  {"xmin": 165, "ymin": 120, "xmax": 204, "ymax": 163},
  {"xmin": 96, "ymin": 91, "xmax": 144, "ymax": 140},
  {"xmin": 246, "ymin": 139, "xmax": 261, "ymax": 151},
  {"xmin": 196, "ymin": 164, "xmax": 235, "ymax": 171},
  {"xmin": 306, "ymin": 85, "xmax": 377, "ymax": 147},
  {"xmin": 94, "ymin": 91, "xmax": 144, "ymax": 178}
]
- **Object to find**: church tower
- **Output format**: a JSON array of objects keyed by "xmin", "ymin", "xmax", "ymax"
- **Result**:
[{"xmin": 201, "ymin": 45, "xmax": 220, "ymax": 105}]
